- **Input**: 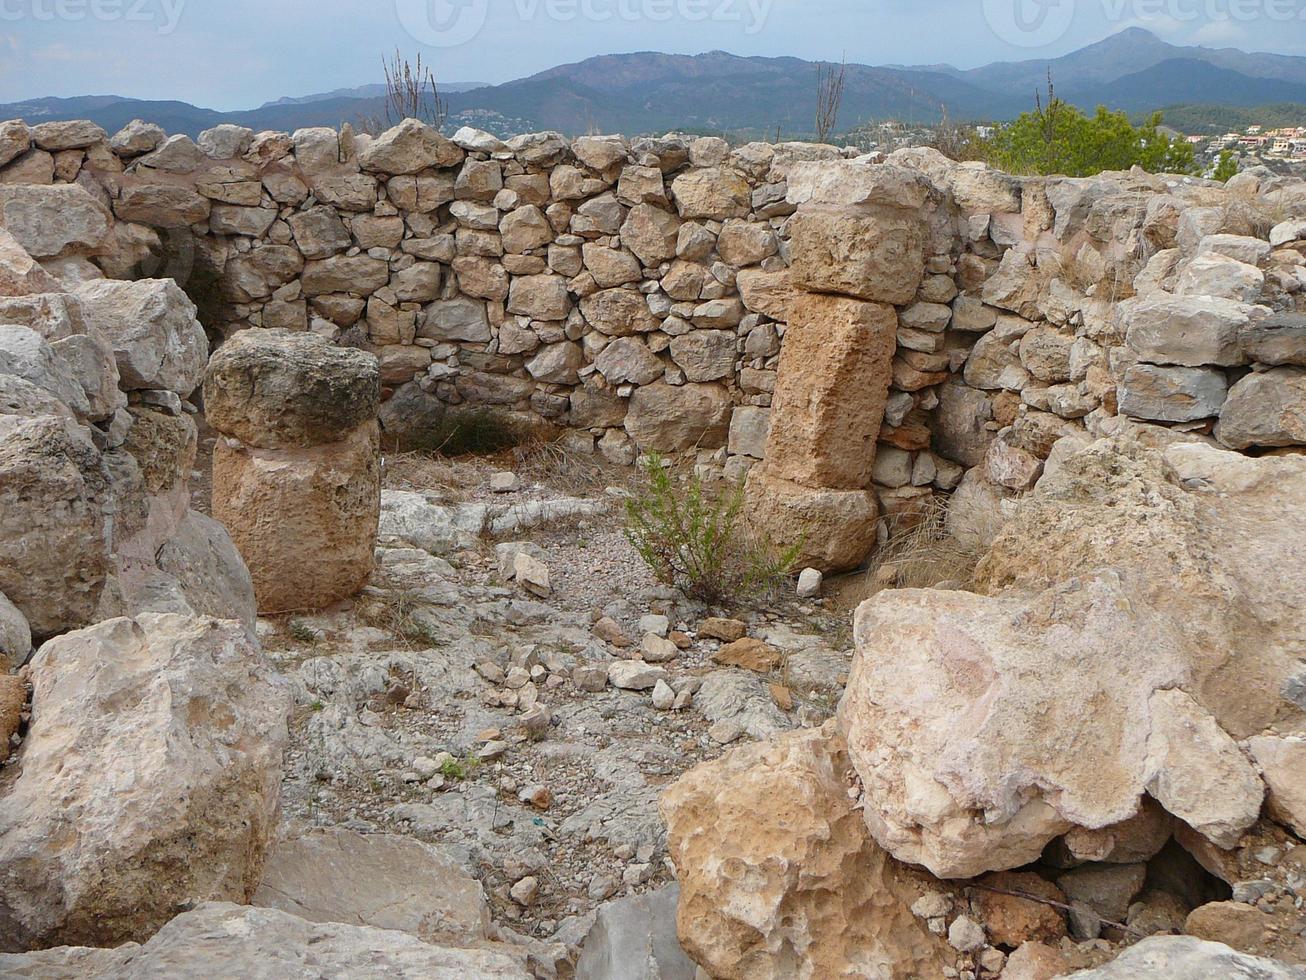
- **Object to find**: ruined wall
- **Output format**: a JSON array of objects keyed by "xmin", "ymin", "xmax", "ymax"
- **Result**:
[{"xmin": 2, "ymin": 116, "xmax": 1305, "ymax": 569}]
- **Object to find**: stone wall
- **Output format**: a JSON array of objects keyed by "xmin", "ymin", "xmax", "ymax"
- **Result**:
[{"xmin": 2, "ymin": 115, "xmax": 1304, "ymax": 571}]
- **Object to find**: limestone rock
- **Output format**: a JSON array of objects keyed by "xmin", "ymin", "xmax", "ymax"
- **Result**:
[
  {"xmin": 75, "ymin": 278, "xmax": 208, "ymax": 395},
  {"xmin": 762, "ymin": 292, "xmax": 896, "ymax": 490},
  {"xmin": 1121, "ymin": 295, "xmax": 1255, "ymax": 367},
  {"xmin": 204, "ymin": 328, "xmax": 380, "ymax": 449},
  {"xmin": 670, "ymin": 168, "xmax": 751, "ymax": 220},
  {"xmin": 107, "ymin": 120, "xmax": 165, "ymax": 158},
  {"xmin": 659, "ymin": 726, "xmax": 955, "ymax": 980},
  {"xmin": 839, "ymin": 572, "xmax": 1187, "ymax": 878},
  {"xmin": 0, "ymin": 615, "xmax": 289, "ymax": 949},
  {"xmin": 0, "ymin": 415, "xmax": 108, "ymax": 641},
  {"xmin": 1247, "ymin": 736, "xmax": 1306, "ymax": 838},
  {"xmin": 0, "ymin": 903, "xmax": 530, "ymax": 978},
  {"xmin": 358, "ymin": 119, "xmax": 463, "ymax": 175},
  {"xmin": 154, "ymin": 510, "xmax": 258, "ymax": 633},
  {"xmin": 581, "ymin": 287, "xmax": 659, "ymax": 336},
  {"xmin": 1117, "ymin": 363, "xmax": 1227, "ymax": 423},
  {"xmin": 669, "ymin": 329, "xmax": 735, "ymax": 382},
  {"xmin": 574, "ymin": 886, "xmax": 696, "ymax": 980},
  {"xmin": 744, "ymin": 467, "xmax": 879, "ymax": 574},
  {"xmin": 1242, "ymin": 313, "xmax": 1306, "ymax": 367},
  {"xmin": 212, "ymin": 423, "xmax": 380, "ymax": 614},
  {"xmin": 1144, "ymin": 689, "xmax": 1263, "ymax": 848},
  {"xmin": 624, "ymin": 382, "xmax": 731, "ymax": 452},
  {"xmin": 253, "ymin": 828, "xmax": 491, "ymax": 944},
  {"xmin": 1215, "ymin": 367, "xmax": 1306, "ymax": 449},
  {"xmin": 789, "ymin": 207, "xmax": 925, "ymax": 306},
  {"xmin": 0, "ymin": 589, "xmax": 29, "ymax": 669},
  {"xmin": 0, "ymin": 324, "xmax": 91, "ymax": 417},
  {"xmin": 594, "ymin": 336, "xmax": 664, "ymax": 386},
  {"xmin": 1060, "ymin": 935, "xmax": 1306, "ymax": 979},
  {"xmin": 0, "ymin": 184, "xmax": 110, "ymax": 258},
  {"xmin": 622, "ymin": 203, "xmax": 681, "ymax": 267},
  {"xmin": 0, "ymin": 228, "xmax": 60, "ymax": 296},
  {"xmin": 980, "ymin": 438, "xmax": 1306, "ymax": 741}
]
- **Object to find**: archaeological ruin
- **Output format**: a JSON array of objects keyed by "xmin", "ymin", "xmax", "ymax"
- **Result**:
[{"xmin": 0, "ymin": 112, "xmax": 1302, "ymax": 977}]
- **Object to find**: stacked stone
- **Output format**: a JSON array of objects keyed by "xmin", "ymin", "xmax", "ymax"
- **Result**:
[
  {"xmin": 204, "ymin": 329, "xmax": 381, "ymax": 613},
  {"xmin": 2, "ymin": 115, "xmax": 1304, "ymax": 531},
  {"xmin": 744, "ymin": 164, "xmax": 936, "ymax": 573}
]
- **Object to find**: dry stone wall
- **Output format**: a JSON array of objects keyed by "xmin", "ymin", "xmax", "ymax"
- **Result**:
[{"xmin": 2, "ymin": 115, "xmax": 1305, "ymax": 575}]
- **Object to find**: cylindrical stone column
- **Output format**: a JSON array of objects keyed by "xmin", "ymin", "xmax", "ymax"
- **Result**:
[{"xmin": 203, "ymin": 329, "xmax": 380, "ymax": 614}]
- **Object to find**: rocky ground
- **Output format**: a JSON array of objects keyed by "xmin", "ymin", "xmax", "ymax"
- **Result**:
[{"xmin": 211, "ymin": 436, "xmax": 852, "ymax": 948}]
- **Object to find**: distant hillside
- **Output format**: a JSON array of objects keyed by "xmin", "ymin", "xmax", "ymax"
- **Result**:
[
  {"xmin": 4, "ymin": 29, "xmax": 1305, "ymax": 139},
  {"xmin": 441, "ymin": 51, "xmax": 1029, "ymax": 138},
  {"xmin": 259, "ymin": 80, "xmax": 487, "ymax": 109},
  {"xmin": 1061, "ymin": 59, "xmax": 1306, "ymax": 115},
  {"xmin": 1153, "ymin": 102, "xmax": 1306, "ymax": 135}
]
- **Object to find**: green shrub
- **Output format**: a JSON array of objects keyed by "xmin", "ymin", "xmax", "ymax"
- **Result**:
[
  {"xmin": 987, "ymin": 77, "xmax": 1196, "ymax": 177},
  {"xmin": 1212, "ymin": 150, "xmax": 1240, "ymax": 183},
  {"xmin": 624, "ymin": 454, "xmax": 800, "ymax": 607}
]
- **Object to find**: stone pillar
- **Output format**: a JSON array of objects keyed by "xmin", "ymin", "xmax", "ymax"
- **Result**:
[
  {"xmin": 204, "ymin": 329, "xmax": 380, "ymax": 614},
  {"xmin": 745, "ymin": 164, "xmax": 932, "ymax": 574}
]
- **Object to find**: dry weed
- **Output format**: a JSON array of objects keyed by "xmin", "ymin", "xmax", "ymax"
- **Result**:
[
  {"xmin": 356, "ymin": 587, "xmax": 444, "ymax": 650},
  {"xmin": 854, "ymin": 495, "xmax": 987, "ymax": 604}
]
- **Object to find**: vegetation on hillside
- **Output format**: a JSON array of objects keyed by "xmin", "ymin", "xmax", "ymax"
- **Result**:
[
  {"xmin": 986, "ymin": 78, "xmax": 1196, "ymax": 177},
  {"xmin": 1156, "ymin": 102, "xmax": 1306, "ymax": 135}
]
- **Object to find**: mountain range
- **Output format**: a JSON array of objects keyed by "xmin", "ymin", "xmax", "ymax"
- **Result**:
[{"xmin": 3, "ymin": 28, "xmax": 1304, "ymax": 140}]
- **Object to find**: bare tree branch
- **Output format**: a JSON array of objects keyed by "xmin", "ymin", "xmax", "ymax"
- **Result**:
[{"xmin": 815, "ymin": 56, "xmax": 847, "ymax": 144}]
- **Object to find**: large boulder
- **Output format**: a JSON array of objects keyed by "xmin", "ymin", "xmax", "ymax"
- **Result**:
[
  {"xmin": 204, "ymin": 328, "xmax": 380, "ymax": 449},
  {"xmin": 0, "ymin": 415, "xmax": 109, "ymax": 641},
  {"xmin": 1120, "ymin": 295, "xmax": 1256, "ymax": 368},
  {"xmin": 212, "ymin": 423, "xmax": 381, "ymax": 614},
  {"xmin": 838, "ymin": 436, "xmax": 1305, "ymax": 879},
  {"xmin": 154, "ymin": 510, "xmax": 258, "ymax": 632},
  {"xmin": 0, "ymin": 903, "xmax": 530, "ymax": 977},
  {"xmin": 0, "ymin": 614, "xmax": 289, "ymax": 950},
  {"xmin": 0, "ymin": 184, "xmax": 110, "ymax": 258},
  {"xmin": 660, "ymin": 726, "xmax": 955, "ymax": 979},
  {"xmin": 0, "ymin": 324, "xmax": 92, "ymax": 417},
  {"xmin": 75, "ymin": 278, "xmax": 208, "ymax": 395},
  {"xmin": 624, "ymin": 382, "xmax": 731, "ymax": 452}
]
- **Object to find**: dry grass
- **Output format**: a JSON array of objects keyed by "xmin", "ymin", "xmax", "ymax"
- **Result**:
[
  {"xmin": 356, "ymin": 587, "xmax": 444, "ymax": 650},
  {"xmin": 848, "ymin": 496, "xmax": 988, "ymax": 606},
  {"xmin": 383, "ymin": 450, "xmax": 481, "ymax": 497},
  {"xmin": 515, "ymin": 438, "xmax": 632, "ymax": 498}
]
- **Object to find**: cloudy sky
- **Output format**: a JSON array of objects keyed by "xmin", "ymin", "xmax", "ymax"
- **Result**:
[{"xmin": 3, "ymin": 0, "xmax": 1305, "ymax": 108}]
